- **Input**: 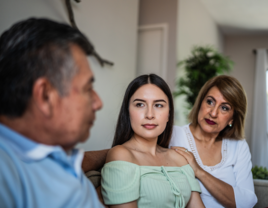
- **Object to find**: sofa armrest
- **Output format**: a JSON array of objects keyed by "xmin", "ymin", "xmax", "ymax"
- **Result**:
[{"xmin": 85, "ymin": 170, "xmax": 101, "ymax": 188}]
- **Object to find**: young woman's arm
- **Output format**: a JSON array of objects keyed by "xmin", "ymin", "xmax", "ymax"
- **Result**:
[
  {"xmin": 101, "ymin": 146, "xmax": 138, "ymax": 208},
  {"xmin": 186, "ymin": 192, "xmax": 205, "ymax": 208}
]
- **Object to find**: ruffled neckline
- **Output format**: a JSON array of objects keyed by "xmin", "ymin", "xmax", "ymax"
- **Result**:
[
  {"xmin": 104, "ymin": 160, "xmax": 191, "ymax": 170},
  {"xmin": 183, "ymin": 124, "xmax": 228, "ymax": 171}
]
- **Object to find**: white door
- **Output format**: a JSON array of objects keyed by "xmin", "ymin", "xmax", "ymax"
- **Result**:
[{"xmin": 136, "ymin": 24, "xmax": 168, "ymax": 80}]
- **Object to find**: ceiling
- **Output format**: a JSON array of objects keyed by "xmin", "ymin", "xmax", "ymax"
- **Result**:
[{"xmin": 200, "ymin": 0, "xmax": 268, "ymax": 35}]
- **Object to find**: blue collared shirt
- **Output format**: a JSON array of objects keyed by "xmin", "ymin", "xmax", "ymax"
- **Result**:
[{"xmin": 0, "ymin": 124, "xmax": 104, "ymax": 208}]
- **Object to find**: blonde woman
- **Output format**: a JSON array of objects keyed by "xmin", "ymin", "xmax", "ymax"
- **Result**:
[{"xmin": 170, "ymin": 75, "xmax": 257, "ymax": 208}]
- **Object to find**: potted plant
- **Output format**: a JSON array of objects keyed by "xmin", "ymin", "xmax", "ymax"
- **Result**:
[
  {"xmin": 174, "ymin": 46, "xmax": 233, "ymax": 109},
  {"xmin": 252, "ymin": 166, "xmax": 268, "ymax": 180},
  {"xmin": 252, "ymin": 166, "xmax": 268, "ymax": 208}
]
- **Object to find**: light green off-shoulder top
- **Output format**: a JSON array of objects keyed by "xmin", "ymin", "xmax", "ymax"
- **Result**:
[{"xmin": 101, "ymin": 161, "xmax": 201, "ymax": 208}]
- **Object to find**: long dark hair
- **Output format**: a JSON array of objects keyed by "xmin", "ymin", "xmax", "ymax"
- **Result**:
[{"xmin": 112, "ymin": 74, "xmax": 174, "ymax": 148}]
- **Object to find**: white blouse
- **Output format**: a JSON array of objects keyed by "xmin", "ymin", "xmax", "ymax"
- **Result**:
[{"xmin": 169, "ymin": 124, "xmax": 257, "ymax": 208}]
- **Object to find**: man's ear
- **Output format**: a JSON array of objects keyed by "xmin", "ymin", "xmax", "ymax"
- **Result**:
[{"xmin": 32, "ymin": 77, "xmax": 58, "ymax": 117}]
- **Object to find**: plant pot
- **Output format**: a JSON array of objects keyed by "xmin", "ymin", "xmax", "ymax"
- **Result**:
[{"xmin": 254, "ymin": 179, "xmax": 268, "ymax": 208}]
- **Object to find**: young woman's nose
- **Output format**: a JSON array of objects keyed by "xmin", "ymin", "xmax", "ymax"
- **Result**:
[{"xmin": 145, "ymin": 106, "xmax": 154, "ymax": 119}]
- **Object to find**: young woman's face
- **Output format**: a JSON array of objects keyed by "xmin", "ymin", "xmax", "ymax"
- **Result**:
[
  {"xmin": 197, "ymin": 86, "xmax": 234, "ymax": 135},
  {"xmin": 129, "ymin": 84, "xmax": 169, "ymax": 140}
]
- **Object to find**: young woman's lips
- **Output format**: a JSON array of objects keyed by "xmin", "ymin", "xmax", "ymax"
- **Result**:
[
  {"xmin": 205, "ymin": 119, "xmax": 216, "ymax": 125},
  {"xmin": 142, "ymin": 124, "xmax": 157, "ymax": 129}
]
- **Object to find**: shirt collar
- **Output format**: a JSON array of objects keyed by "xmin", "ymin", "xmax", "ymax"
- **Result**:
[{"xmin": 0, "ymin": 123, "xmax": 84, "ymax": 177}]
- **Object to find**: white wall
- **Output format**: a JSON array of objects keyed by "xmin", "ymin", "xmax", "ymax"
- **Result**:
[
  {"xmin": 224, "ymin": 35, "xmax": 268, "ymax": 146},
  {"xmin": 0, "ymin": 0, "xmax": 139, "ymax": 150},
  {"xmin": 175, "ymin": 0, "xmax": 224, "ymax": 125}
]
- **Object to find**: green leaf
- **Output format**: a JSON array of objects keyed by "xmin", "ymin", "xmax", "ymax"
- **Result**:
[
  {"xmin": 174, "ymin": 45, "xmax": 234, "ymax": 109},
  {"xmin": 251, "ymin": 166, "xmax": 268, "ymax": 180}
]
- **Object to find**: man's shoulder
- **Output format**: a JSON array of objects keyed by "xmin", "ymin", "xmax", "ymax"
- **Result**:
[
  {"xmin": 0, "ymin": 137, "xmax": 18, "ymax": 166},
  {"xmin": 0, "ymin": 148, "xmax": 16, "ymax": 171},
  {"xmin": 0, "ymin": 137, "xmax": 22, "ymax": 183},
  {"xmin": 0, "ymin": 139, "xmax": 104, "ymax": 208},
  {"xmin": 0, "ymin": 134, "xmax": 26, "ymax": 169},
  {"xmin": 0, "ymin": 140, "xmax": 22, "ymax": 207}
]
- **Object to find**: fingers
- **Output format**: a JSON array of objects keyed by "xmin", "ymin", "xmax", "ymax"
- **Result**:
[
  {"xmin": 175, "ymin": 147, "xmax": 186, "ymax": 151},
  {"xmin": 174, "ymin": 148, "xmax": 195, "ymax": 163},
  {"xmin": 175, "ymin": 148, "xmax": 192, "ymax": 157},
  {"xmin": 175, "ymin": 149, "xmax": 192, "ymax": 161},
  {"xmin": 170, "ymin": 146, "xmax": 185, "ymax": 150},
  {"xmin": 171, "ymin": 146, "xmax": 187, "ymax": 151},
  {"xmin": 170, "ymin": 146, "xmax": 179, "ymax": 150},
  {"xmin": 171, "ymin": 146, "xmax": 191, "ymax": 154}
]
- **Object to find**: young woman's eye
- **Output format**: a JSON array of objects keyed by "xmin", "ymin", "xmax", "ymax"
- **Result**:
[
  {"xmin": 155, "ymin": 104, "xmax": 163, "ymax": 108},
  {"xmin": 136, "ymin": 103, "xmax": 144, "ymax": 107}
]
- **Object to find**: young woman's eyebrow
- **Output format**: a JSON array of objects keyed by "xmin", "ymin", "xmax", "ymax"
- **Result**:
[
  {"xmin": 133, "ymin": 99, "xmax": 166, "ymax": 103},
  {"xmin": 154, "ymin": 99, "xmax": 167, "ymax": 103},
  {"xmin": 133, "ymin": 99, "xmax": 145, "ymax": 102}
]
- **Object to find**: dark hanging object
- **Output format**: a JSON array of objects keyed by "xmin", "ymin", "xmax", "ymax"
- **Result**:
[{"xmin": 65, "ymin": 0, "xmax": 114, "ymax": 67}]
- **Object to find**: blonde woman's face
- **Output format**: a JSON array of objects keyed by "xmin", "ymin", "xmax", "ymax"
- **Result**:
[
  {"xmin": 197, "ymin": 86, "xmax": 234, "ymax": 135},
  {"xmin": 129, "ymin": 84, "xmax": 169, "ymax": 141}
]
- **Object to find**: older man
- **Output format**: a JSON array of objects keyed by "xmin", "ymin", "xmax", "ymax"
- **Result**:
[{"xmin": 0, "ymin": 18, "xmax": 103, "ymax": 208}]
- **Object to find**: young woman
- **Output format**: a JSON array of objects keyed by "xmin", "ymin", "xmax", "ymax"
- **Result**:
[{"xmin": 101, "ymin": 74, "xmax": 205, "ymax": 208}]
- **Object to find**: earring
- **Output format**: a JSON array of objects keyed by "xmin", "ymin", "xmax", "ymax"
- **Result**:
[{"xmin": 229, "ymin": 123, "xmax": 232, "ymax": 127}]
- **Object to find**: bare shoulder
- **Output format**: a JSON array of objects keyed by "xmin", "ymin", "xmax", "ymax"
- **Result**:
[
  {"xmin": 105, "ymin": 145, "xmax": 135, "ymax": 163},
  {"xmin": 167, "ymin": 148, "xmax": 188, "ymax": 167}
]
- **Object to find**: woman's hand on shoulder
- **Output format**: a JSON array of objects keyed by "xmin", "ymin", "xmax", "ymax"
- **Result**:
[
  {"xmin": 105, "ymin": 145, "xmax": 135, "ymax": 163},
  {"xmin": 170, "ymin": 146, "xmax": 203, "ymax": 178}
]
